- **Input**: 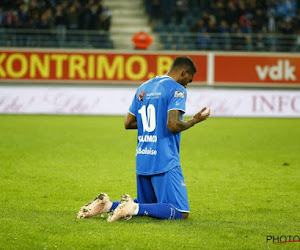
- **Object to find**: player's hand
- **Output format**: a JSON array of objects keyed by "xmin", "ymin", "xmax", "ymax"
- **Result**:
[{"xmin": 192, "ymin": 107, "xmax": 210, "ymax": 124}]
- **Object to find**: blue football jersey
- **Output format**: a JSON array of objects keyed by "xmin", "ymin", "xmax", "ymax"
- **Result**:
[{"xmin": 129, "ymin": 75, "xmax": 187, "ymax": 175}]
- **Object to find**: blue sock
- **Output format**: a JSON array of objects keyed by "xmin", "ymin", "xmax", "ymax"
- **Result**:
[
  {"xmin": 137, "ymin": 203, "xmax": 184, "ymax": 220},
  {"xmin": 109, "ymin": 199, "xmax": 139, "ymax": 212},
  {"xmin": 109, "ymin": 201, "xmax": 119, "ymax": 211}
]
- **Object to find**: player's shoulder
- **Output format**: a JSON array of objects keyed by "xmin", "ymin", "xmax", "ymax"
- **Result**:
[
  {"xmin": 138, "ymin": 77, "xmax": 158, "ymax": 90},
  {"xmin": 160, "ymin": 76, "xmax": 185, "ymax": 89},
  {"xmin": 160, "ymin": 77, "xmax": 186, "ymax": 98}
]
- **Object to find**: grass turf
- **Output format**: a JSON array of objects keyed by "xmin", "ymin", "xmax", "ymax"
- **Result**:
[{"xmin": 0, "ymin": 115, "xmax": 299, "ymax": 249}]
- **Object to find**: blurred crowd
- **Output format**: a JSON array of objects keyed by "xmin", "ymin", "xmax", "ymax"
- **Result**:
[
  {"xmin": 146, "ymin": 0, "xmax": 300, "ymax": 35},
  {"xmin": 0, "ymin": 0, "xmax": 111, "ymax": 31}
]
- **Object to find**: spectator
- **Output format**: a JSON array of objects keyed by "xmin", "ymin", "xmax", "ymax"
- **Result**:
[
  {"xmin": 199, "ymin": 1, "xmax": 212, "ymax": 12},
  {"xmin": 96, "ymin": 7, "xmax": 111, "ymax": 31},
  {"xmin": 54, "ymin": 3, "xmax": 67, "ymax": 46},
  {"xmin": 226, "ymin": 1, "xmax": 240, "ymax": 25},
  {"xmin": 55, "ymin": 4, "xmax": 66, "ymax": 29},
  {"xmin": 39, "ymin": 13, "xmax": 50, "ymax": 29},
  {"xmin": 202, "ymin": 12, "xmax": 211, "ymax": 27},
  {"xmin": 81, "ymin": 0, "xmax": 94, "ymax": 30},
  {"xmin": 245, "ymin": 0, "xmax": 257, "ymax": 14},
  {"xmin": 132, "ymin": 30, "xmax": 153, "ymax": 49},
  {"xmin": 0, "ymin": 0, "xmax": 111, "ymax": 31},
  {"xmin": 296, "ymin": 9, "xmax": 300, "ymax": 28},
  {"xmin": 235, "ymin": 0, "xmax": 247, "ymax": 18},
  {"xmin": 239, "ymin": 12, "xmax": 252, "ymax": 33},
  {"xmin": 27, "ymin": 11, "xmax": 40, "ymax": 29},
  {"xmin": 279, "ymin": 17, "xmax": 295, "ymax": 50},
  {"xmin": 3, "ymin": 9, "xmax": 16, "ymax": 28},
  {"xmin": 1, "ymin": 0, "xmax": 13, "ymax": 10},
  {"xmin": 175, "ymin": 0, "xmax": 187, "ymax": 24},
  {"xmin": 0, "ymin": 0, "xmax": 112, "ymax": 49},
  {"xmin": 17, "ymin": 3, "xmax": 27, "ymax": 26},
  {"xmin": 67, "ymin": 4, "xmax": 80, "ymax": 30},
  {"xmin": 267, "ymin": 7, "xmax": 277, "ymax": 32},
  {"xmin": 219, "ymin": 19, "xmax": 231, "ymax": 50},
  {"xmin": 28, "ymin": 0, "xmax": 39, "ymax": 10},
  {"xmin": 213, "ymin": 0, "xmax": 226, "ymax": 24},
  {"xmin": 191, "ymin": 19, "xmax": 207, "ymax": 33},
  {"xmin": 252, "ymin": 8, "xmax": 266, "ymax": 32},
  {"xmin": 90, "ymin": 2, "xmax": 103, "ymax": 30},
  {"xmin": 219, "ymin": 19, "xmax": 230, "ymax": 33},
  {"xmin": 151, "ymin": 0, "xmax": 161, "ymax": 21},
  {"xmin": 45, "ymin": 9, "xmax": 55, "ymax": 28},
  {"xmin": 230, "ymin": 22, "xmax": 239, "ymax": 33},
  {"xmin": 280, "ymin": 16, "xmax": 294, "ymax": 34},
  {"xmin": 207, "ymin": 18, "xmax": 219, "ymax": 33},
  {"xmin": 275, "ymin": 0, "xmax": 297, "ymax": 19},
  {"xmin": 39, "ymin": 9, "xmax": 54, "ymax": 29},
  {"xmin": 161, "ymin": 0, "xmax": 172, "ymax": 24},
  {"xmin": 0, "ymin": 7, "xmax": 6, "ymax": 27}
]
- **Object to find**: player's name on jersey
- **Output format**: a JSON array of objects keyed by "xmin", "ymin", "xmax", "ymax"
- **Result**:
[
  {"xmin": 138, "ymin": 135, "xmax": 157, "ymax": 143},
  {"xmin": 136, "ymin": 147, "xmax": 157, "ymax": 155}
]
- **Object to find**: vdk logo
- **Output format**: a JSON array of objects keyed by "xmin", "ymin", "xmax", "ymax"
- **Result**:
[{"xmin": 255, "ymin": 60, "xmax": 296, "ymax": 81}]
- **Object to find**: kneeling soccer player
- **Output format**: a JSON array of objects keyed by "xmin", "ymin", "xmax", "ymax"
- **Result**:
[{"xmin": 77, "ymin": 56, "xmax": 210, "ymax": 222}]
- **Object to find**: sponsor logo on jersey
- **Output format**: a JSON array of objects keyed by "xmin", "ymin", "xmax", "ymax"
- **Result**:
[
  {"xmin": 136, "ymin": 147, "xmax": 157, "ymax": 155},
  {"xmin": 147, "ymin": 92, "xmax": 161, "ymax": 97},
  {"xmin": 138, "ymin": 90, "xmax": 146, "ymax": 101},
  {"xmin": 174, "ymin": 91, "xmax": 184, "ymax": 98}
]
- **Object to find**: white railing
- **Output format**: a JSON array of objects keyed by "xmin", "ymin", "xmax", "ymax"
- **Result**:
[
  {"xmin": 156, "ymin": 32, "xmax": 300, "ymax": 52},
  {"xmin": 0, "ymin": 28, "xmax": 299, "ymax": 52},
  {"xmin": 0, "ymin": 28, "xmax": 113, "ymax": 49}
]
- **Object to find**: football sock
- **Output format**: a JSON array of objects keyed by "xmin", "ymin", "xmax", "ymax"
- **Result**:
[
  {"xmin": 137, "ymin": 203, "xmax": 184, "ymax": 220},
  {"xmin": 109, "ymin": 201, "xmax": 119, "ymax": 211},
  {"xmin": 109, "ymin": 198, "xmax": 139, "ymax": 212}
]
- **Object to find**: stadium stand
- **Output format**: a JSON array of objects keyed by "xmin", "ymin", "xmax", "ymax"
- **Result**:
[
  {"xmin": 0, "ymin": 0, "xmax": 113, "ymax": 49},
  {"xmin": 0, "ymin": 0, "xmax": 299, "ymax": 51},
  {"xmin": 147, "ymin": 0, "xmax": 300, "ymax": 52}
]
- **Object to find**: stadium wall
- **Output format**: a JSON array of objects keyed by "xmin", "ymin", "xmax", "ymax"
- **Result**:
[
  {"xmin": 0, "ymin": 86, "xmax": 300, "ymax": 117},
  {"xmin": 0, "ymin": 48, "xmax": 299, "ymax": 117}
]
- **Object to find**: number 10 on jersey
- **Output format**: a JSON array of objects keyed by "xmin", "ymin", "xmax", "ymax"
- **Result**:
[{"xmin": 138, "ymin": 104, "xmax": 156, "ymax": 132}]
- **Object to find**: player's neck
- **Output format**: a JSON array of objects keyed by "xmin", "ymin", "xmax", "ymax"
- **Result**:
[
  {"xmin": 165, "ymin": 72, "xmax": 182, "ymax": 86},
  {"xmin": 165, "ymin": 72, "xmax": 177, "ymax": 82}
]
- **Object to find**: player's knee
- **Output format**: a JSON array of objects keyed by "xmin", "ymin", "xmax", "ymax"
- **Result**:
[{"xmin": 182, "ymin": 212, "xmax": 189, "ymax": 219}]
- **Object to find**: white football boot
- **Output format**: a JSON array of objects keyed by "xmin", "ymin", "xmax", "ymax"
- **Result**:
[
  {"xmin": 77, "ymin": 192, "xmax": 112, "ymax": 219},
  {"xmin": 107, "ymin": 194, "xmax": 138, "ymax": 222}
]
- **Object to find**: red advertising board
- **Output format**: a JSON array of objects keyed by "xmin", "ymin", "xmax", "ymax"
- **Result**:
[
  {"xmin": 214, "ymin": 54, "xmax": 300, "ymax": 85},
  {"xmin": 0, "ymin": 49, "xmax": 207, "ymax": 84},
  {"xmin": 1, "ymin": 49, "xmax": 299, "ymax": 86}
]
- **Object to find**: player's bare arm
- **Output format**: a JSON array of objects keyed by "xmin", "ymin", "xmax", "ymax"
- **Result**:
[
  {"xmin": 167, "ymin": 107, "xmax": 210, "ymax": 133},
  {"xmin": 124, "ymin": 112, "xmax": 138, "ymax": 129}
]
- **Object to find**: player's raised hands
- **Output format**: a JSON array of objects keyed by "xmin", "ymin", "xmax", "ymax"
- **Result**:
[{"xmin": 193, "ymin": 107, "xmax": 210, "ymax": 124}]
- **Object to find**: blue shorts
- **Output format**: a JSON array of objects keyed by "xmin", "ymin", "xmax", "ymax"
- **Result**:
[{"xmin": 136, "ymin": 166, "xmax": 190, "ymax": 213}]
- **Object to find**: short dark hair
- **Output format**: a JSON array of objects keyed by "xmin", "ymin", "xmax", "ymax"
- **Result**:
[{"xmin": 170, "ymin": 56, "xmax": 197, "ymax": 74}]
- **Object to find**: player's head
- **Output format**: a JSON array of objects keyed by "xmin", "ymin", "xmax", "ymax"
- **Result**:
[{"xmin": 168, "ymin": 56, "xmax": 197, "ymax": 88}]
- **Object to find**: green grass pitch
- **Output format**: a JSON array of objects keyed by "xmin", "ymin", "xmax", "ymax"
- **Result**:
[{"xmin": 0, "ymin": 115, "xmax": 299, "ymax": 249}]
